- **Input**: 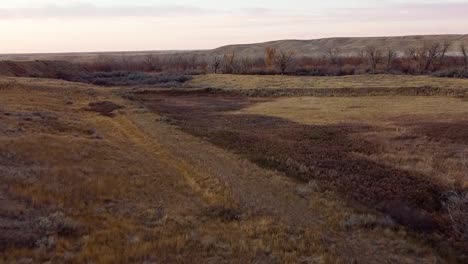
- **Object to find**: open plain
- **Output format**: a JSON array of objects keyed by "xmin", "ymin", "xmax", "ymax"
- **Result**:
[{"xmin": 0, "ymin": 73, "xmax": 466, "ymax": 263}]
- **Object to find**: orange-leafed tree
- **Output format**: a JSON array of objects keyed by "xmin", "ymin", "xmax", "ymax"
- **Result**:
[{"xmin": 265, "ymin": 47, "xmax": 277, "ymax": 68}]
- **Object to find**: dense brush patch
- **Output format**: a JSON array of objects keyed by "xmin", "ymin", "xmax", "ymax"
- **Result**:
[
  {"xmin": 432, "ymin": 69, "xmax": 468, "ymax": 78},
  {"xmin": 71, "ymin": 71, "xmax": 192, "ymax": 86}
]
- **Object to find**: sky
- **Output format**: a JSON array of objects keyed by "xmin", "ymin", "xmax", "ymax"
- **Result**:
[{"xmin": 0, "ymin": 0, "xmax": 467, "ymax": 53}]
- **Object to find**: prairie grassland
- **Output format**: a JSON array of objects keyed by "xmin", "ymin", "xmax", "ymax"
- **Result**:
[
  {"xmin": 236, "ymin": 96, "xmax": 468, "ymax": 125},
  {"xmin": 1, "ymin": 77, "xmax": 443, "ymax": 263},
  {"xmin": 189, "ymin": 74, "xmax": 468, "ymax": 90},
  {"xmin": 236, "ymin": 96, "xmax": 468, "ymax": 186},
  {"xmin": 133, "ymin": 75, "xmax": 468, "ymax": 261}
]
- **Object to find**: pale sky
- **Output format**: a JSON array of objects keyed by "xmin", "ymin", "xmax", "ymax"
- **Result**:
[{"xmin": 1, "ymin": 0, "xmax": 467, "ymax": 53}]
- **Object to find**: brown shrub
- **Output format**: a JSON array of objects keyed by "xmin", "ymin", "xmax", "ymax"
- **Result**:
[
  {"xmin": 85, "ymin": 101, "xmax": 124, "ymax": 117},
  {"xmin": 443, "ymin": 192, "xmax": 468, "ymax": 239},
  {"xmin": 383, "ymin": 201, "xmax": 437, "ymax": 233}
]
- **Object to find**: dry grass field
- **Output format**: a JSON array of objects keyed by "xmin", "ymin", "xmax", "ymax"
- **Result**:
[
  {"xmin": 189, "ymin": 74, "xmax": 468, "ymax": 90},
  {"xmin": 236, "ymin": 96, "xmax": 468, "ymax": 183},
  {"xmin": 1, "ymin": 74, "xmax": 467, "ymax": 263}
]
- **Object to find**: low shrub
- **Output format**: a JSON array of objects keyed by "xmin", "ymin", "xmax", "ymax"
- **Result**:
[
  {"xmin": 205, "ymin": 205, "xmax": 241, "ymax": 222},
  {"xmin": 342, "ymin": 213, "xmax": 396, "ymax": 230},
  {"xmin": 38, "ymin": 211, "xmax": 82, "ymax": 236},
  {"xmin": 85, "ymin": 101, "xmax": 124, "ymax": 117},
  {"xmin": 443, "ymin": 191, "xmax": 468, "ymax": 239},
  {"xmin": 383, "ymin": 201, "xmax": 437, "ymax": 233},
  {"xmin": 432, "ymin": 69, "xmax": 468, "ymax": 78}
]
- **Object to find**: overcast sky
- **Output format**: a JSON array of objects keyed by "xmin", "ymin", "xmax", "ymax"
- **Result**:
[{"xmin": 1, "ymin": 0, "xmax": 467, "ymax": 53}]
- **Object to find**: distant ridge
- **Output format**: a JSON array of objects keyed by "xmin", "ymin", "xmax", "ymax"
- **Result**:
[
  {"xmin": 207, "ymin": 34, "xmax": 468, "ymax": 58},
  {"xmin": 1, "ymin": 34, "xmax": 468, "ymax": 62}
]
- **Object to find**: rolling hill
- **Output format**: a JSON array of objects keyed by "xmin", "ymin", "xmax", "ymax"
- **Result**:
[
  {"xmin": 1, "ymin": 34, "xmax": 467, "ymax": 62},
  {"xmin": 208, "ymin": 34, "xmax": 468, "ymax": 58}
]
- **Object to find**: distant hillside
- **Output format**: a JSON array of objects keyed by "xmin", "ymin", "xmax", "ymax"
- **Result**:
[
  {"xmin": 0, "ymin": 51, "xmax": 188, "ymax": 63},
  {"xmin": 1, "ymin": 35, "xmax": 468, "ymax": 62},
  {"xmin": 208, "ymin": 34, "xmax": 468, "ymax": 58}
]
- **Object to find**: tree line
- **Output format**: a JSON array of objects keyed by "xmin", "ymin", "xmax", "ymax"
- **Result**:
[{"xmin": 83, "ymin": 41, "xmax": 468, "ymax": 77}]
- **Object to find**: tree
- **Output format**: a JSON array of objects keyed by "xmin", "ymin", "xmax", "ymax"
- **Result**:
[
  {"xmin": 92, "ymin": 55, "xmax": 115, "ymax": 71},
  {"xmin": 144, "ymin": 55, "xmax": 160, "ymax": 72},
  {"xmin": 405, "ymin": 47, "xmax": 419, "ymax": 60},
  {"xmin": 223, "ymin": 52, "xmax": 237, "ymax": 74},
  {"xmin": 239, "ymin": 56, "xmax": 254, "ymax": 74},
  {"xmin": 274, "ymin": 50, "xmax": 296, "ymax": 75},
  {"xmin": 265, "ymin": 47, "xmax": 277, "ymax": 68},
  {"xmin": 406, "ymin": 47, "xmax": 424, "ymax": 73},
  {"xmin": 423, "ymin": 42, "xmax": 443, "ymax": 72},
  {"xmin": 176, "ymin": 56, "xmax": 190, "ymax": 71},
  {"xmin": 212, "ymin": 56, "xmax": 221, "ymax": 73},
  {"xmin": 364, "ymin": 45, "xmax": 383, "ymax": 74},
  {"xmin": 189, "ymin": 55, "xmax": 198, "ymax": 70},
  {"xmin": 120, "ymin": 54, "xmax": 133, "ymax": 71},
  {"xmin": 461, "ymin": 44, "xmax": 468, "ymax": 69},
  {"xmin": 325, "ymin": 47, "xmax": 341, "ymax": 65},
  {"xmin": 440, "ymin": 41, "xmax": 451, "ymax": 63},
  {"xmin": 405, "ymin": 42, "xmax": 445, "ymax": 73},
  {"xmin": 385, "ymin": 48, "xmax": 397, "ymax": 73}
]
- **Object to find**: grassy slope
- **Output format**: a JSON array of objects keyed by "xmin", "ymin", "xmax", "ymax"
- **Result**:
[{"xmin": 210, "ymin": 35, "xmax": 468, "ymax": 58}]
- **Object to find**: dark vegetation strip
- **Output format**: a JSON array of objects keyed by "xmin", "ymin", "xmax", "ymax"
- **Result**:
[
  {"xmin": 132, "ymin": 90, "xmax": 467, "ymax": 255},
  {"xmin": 0, "ymin": 61, "xmax": 192, "ymax": 87},
  {"xmin": 134, "ymin": 86, "xmax": 468, "ymax": 98},
  {"xmin": 222, "ymin": 86, "xmax": 468, "ymax": 97},
  {"xmin": 68, "ymin": 71, "xmax": 192, "ymax": 87}
]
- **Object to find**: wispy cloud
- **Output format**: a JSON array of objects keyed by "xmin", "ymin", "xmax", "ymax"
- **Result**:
[
  {"xmin": 0, "ymin": 3, "xmax": 218, "ymax": 19},
  {"xmin": 328, "ymin": 2, "xmax": 468, "ymax": 21},
  {"xmin": 1, "ymin": 1, "xmax": 466, "ymax": 22}
]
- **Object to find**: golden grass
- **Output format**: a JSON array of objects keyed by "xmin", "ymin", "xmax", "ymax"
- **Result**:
[
  {"xmin": 236, "ymin": 96, "xmax": 468, "ymax": 125},
  {"xmin": 189, "ymin": 74, "xmax": 468, "ymax": 90}
]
